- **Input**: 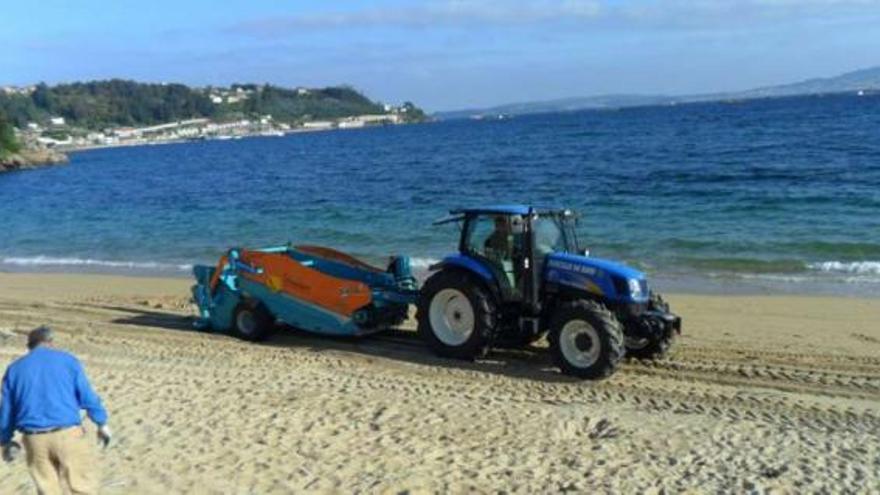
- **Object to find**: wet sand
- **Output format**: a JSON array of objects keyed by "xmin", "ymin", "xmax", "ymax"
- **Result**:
[{"xmin": 0, "ymin": 272, "xmax": 878, "ymax": 493}]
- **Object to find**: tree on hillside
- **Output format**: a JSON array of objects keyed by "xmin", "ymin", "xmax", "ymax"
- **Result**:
[
  {"xmin": 0, "ymin": 112, "xmax": 21, "ymax": 157},
  {"xmin": 0, "ymin": 92, "xmax": 41, "ymax": 128},
  {"xmin": 399, "ymin": 101, "xmax": 427, "ymax": 122},
  {"xmin": 1, "ymin": 81, "xmax": 426, "ymax": 130},
  {"xmin": 31, "ymin": 83, "xmax": 55, "ymax": 111}
]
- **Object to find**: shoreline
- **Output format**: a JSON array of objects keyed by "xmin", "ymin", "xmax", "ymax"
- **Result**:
[
  {"xmin": 5, "ymin": 121, "xmax": 405, "ymax": 169},
  {"xmin": 1, "ymin": 264, "xmax": 877, "ymax": 298},
  {"xmin": 59, "ymin": 121, "xmax": 424, "ymax": 155},
  {"xmin": 0, "ymin": 269, "xmax": 877, "ymax": 300},
  {"xmin": 0, "ymin": 146, "xmax": 68, "ymax": 172}
]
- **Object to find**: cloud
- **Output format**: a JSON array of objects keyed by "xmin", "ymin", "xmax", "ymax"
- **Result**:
[
  {"xmin": 229, "ymin": 1, "xmax": 602, "ymax": 33},
  {"xmin": 227, "ymin": 0, "xmax": 880, "ymax": 36}
]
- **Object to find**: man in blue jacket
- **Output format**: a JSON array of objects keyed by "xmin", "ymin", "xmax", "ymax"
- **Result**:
[{"xmin": 1, "ymin": 326, "xmax": 112, "ymax": 495}]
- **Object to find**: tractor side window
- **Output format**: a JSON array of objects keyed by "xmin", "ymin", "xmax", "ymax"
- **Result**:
[
  {"xmin": 534, "ymin": 217, "xmax": 568, "ymax": 256},
  {"xmin": 467, "ymin": 215, "xmax": 514, "ymax": 262},
  {"xmin": 466, "ymin": 215, "xmax": 521, "ymax": 293}
]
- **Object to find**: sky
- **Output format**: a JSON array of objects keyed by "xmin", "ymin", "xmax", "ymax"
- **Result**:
[{"xmin": 2, "ymin": 0, "xmax": 879, "ymax": 111}]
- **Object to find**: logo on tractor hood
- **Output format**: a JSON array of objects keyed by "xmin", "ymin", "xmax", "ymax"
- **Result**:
[
  {"xmin": 547, "ymin": 259, "xmax": 599, "ymax": 276},
  {"xmin": 547, "ymin": 252, "xmax": 645, "ymax": 281}
]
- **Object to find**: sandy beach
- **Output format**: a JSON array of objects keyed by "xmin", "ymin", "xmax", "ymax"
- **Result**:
[{"xmin": 0, "ymin": 272, "xmax": 878, "ymax": 493}]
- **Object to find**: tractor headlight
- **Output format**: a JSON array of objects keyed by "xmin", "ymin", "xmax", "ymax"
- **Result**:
[{"xmin": 628, "ymin": 278, "xmax": 643, "ymax": 298}]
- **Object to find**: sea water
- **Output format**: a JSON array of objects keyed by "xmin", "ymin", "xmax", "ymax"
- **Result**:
[{"xmin": 1, "ymin": 93, "xmax": 878, "ymax": 296}]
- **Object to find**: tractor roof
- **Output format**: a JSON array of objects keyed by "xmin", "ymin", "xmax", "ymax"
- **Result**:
[
  {"xmin": 451, "ymin": 205, "xmax": 531, "ymax": 215},
  {"xmin": 449, "ymin": 205, "xmax": 570, "ymax": 216},
  {"xmin": 434, "ymin": 205, "xmax": 573, "ymax": 225}
]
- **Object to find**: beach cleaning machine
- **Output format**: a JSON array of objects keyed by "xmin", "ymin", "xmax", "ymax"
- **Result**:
[
  {"xmin": 192, "ymin": 244, "xmax": 419, "ymax": 340},
  {"xmin": 192, "ymin": 205, "xmax": 680, "ymax": 380}
]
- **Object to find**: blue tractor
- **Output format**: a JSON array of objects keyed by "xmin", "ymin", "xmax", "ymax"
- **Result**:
[{"xmin": 418, "ymin": 205, "xmax": 681, "ymax": 379}]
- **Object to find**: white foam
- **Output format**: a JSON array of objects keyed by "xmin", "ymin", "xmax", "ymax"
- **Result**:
[
  {"xmin": 409, "ymin": 257, "xmax": 441, "ymax": 269},
  {"xmin": 807, "ymin": 261, "xmax": 880, "ymax": 275},
  {"xmin": 731, "ymin": 273, "xmax": 813, "ymax": 283},
  {"xmin": 1, "ymin": 256, "xmax": 191, "ymax": 272}
]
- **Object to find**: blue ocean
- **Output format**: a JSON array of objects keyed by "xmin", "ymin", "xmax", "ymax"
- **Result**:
[{"xmin": 1, "ymin": 94, "xmax": 879, "ymax": 295}]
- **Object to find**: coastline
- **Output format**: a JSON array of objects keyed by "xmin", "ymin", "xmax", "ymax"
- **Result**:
[
  {"xmin": 0, "ymin": 271, "xmax": 878, "ymax": 492},
  {"xmin": 2, "ymin": 259, "xmax": 878, "ymax": 298},
  {"xmin": 0, "ymin": 146, "xmax": 68, "ymax": 172},
  {"xmin": 0, "ymin": 119, "xmax": 426, "ymax": 168},
  {"xmin": 60, "ymin": 120, "xmax": 426, "ymax": 155},
  {"xmin": 2, "ymin": 270, "xmax": 878, "ymax": 307}
]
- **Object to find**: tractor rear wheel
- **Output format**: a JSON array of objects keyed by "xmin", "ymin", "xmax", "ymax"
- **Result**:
[
  {"xmin": 549, "ymin": 300, "xmax": 624, "ymax": 379},
  {"xmin": 417, "ymin": 270, "xmax": 496, "ymax": 360},
  {"xmin": 232, "ymin": 302, "xmax": 274, "ymax": 342}
]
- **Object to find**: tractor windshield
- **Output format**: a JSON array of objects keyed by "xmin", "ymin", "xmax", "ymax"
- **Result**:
[{"xmin": 533, "ymin": 214, "xmax": 578, "ymax": 256}]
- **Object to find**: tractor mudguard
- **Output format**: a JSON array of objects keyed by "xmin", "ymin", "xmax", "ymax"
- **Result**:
[
  {"xmin": 431, "ymin": 254, "xmax": 513, "ymax": 302},
  {"xmin": 432, "ymin": 254, "xmax": 495, "ymax": 283}
]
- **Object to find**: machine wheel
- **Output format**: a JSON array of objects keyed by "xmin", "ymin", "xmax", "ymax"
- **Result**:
[
  {"xmin": 232, "ymin": 302, "xmax": 274, "ymax": 342},
  {"xmin": 417, "ymin": 270, "xmax": 496, "ymax": 360},
  {"xmin": 549, "ymin": 300, "xmax": 624, "ymax": 380},
  {"xmin": 625, "ymin": 292, "xmax": 674, "ymax": 360}
]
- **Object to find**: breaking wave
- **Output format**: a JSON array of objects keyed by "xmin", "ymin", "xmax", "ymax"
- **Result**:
[
  {"xmin": 409, "ymin": 257, "xmax": 441, "ymax": 269},
  {"xmin": 1, "ymin": 256, "xmax": 192, "ymax": 272},
  {"xmin": 807, "ymin": 261, "xmax": 880, "ymax": 275}
]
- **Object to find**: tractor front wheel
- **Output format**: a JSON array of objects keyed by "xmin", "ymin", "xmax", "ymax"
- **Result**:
[
  {"xmin": 549, "ymin": 300, "xmax": 624, "ymax": 379},
  {"xmin": 232, "ymin": 302, "xmax": 274, "ymax": 342},
  {"xmin": 417, "ymin": 270, "xmax": 496, "ymax": 360}
]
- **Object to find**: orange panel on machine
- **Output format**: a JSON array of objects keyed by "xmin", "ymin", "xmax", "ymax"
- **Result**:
[
  {"xmin": 209, "ymin": 254, "xmax": 229, "ymax": 291},
  {"xmin": 238, "ymin": 250, "xmax": 372, "ymax": 316},
  {"xmin": 295, "ymin": 245, "xmax": 385, "ymax": 273}
]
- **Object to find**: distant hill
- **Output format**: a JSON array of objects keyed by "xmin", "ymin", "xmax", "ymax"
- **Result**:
[
  {"xmin": 722, "ymin": 66, "xmax": 880, "ymax": 100},
  {"xmin": 0, "ymin": 80, "xmax": 426, "ymax": 130},
  {"xmin": 437, "ymin": 66, "xmax": 880, "ymax": 119}
]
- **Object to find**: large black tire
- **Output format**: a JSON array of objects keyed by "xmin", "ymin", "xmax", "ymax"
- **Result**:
[
  {"xmin": 548, "ymin": 300, "xmax": 624, "ymax": 380},
  {"xmin": 416, "ymin": 269, "xmax": 497, "ymax": 360},
  {"xmin": 231, "ymin": 302, "xmax": 274, "ymax": 342},
  {"xmin": 625, "ymin": 292, "xmax": 675, "ymax": 360}
]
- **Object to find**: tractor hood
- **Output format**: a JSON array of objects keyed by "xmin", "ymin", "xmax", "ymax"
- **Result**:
[
  {"xmin": 545, "ymin": 252, "xmax": 649, "ymax": 303},
  {"xmin": 549, "ymin": 252, "xmax": 645, "ymax": 280}
]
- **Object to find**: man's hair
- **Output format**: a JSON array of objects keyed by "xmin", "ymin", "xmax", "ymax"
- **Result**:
[{"xmin": 27, "ymin": 326, "xmax": 54, "ymax": 350}]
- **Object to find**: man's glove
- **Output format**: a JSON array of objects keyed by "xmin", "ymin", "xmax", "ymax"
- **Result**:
[
  {"xmin": 2, "ymin": 441, "xmax": 22, "ymax": 463},
  {"xmin": 96, "ymin": 425, "xmax": 112, "ymax": 449}
]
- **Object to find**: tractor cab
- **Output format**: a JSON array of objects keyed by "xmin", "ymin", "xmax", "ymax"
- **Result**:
[{"xmin": 436, "ymin": 205, "xmax": 579, "ymax": 311}]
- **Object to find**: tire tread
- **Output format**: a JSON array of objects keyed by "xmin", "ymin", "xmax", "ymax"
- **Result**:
[
  {"xmin": 416, "ymin": 269, "xmax": 496, "ymax": 360},
  {"xmin": 549, "ymin": 299, "xmax": 625, "ymax": 379}
]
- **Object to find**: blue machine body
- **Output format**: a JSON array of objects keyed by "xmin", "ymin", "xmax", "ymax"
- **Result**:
[{"xmin": 435, "ymin": 252, "xmax": 649, "ymax": 304}]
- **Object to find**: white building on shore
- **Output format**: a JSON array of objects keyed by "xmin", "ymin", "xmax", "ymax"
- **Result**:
[{"xmin": 302, "ymin": 121, "xmax": 334, "ymax": 130}]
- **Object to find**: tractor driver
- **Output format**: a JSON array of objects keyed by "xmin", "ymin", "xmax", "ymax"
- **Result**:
[
  {"xmin": 483, "ymin": 215, "xmax": 525, "ymax": 294},
  {"xmin": 484, "ymin": 215, "xmax": 514, "ymax": 261}
]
